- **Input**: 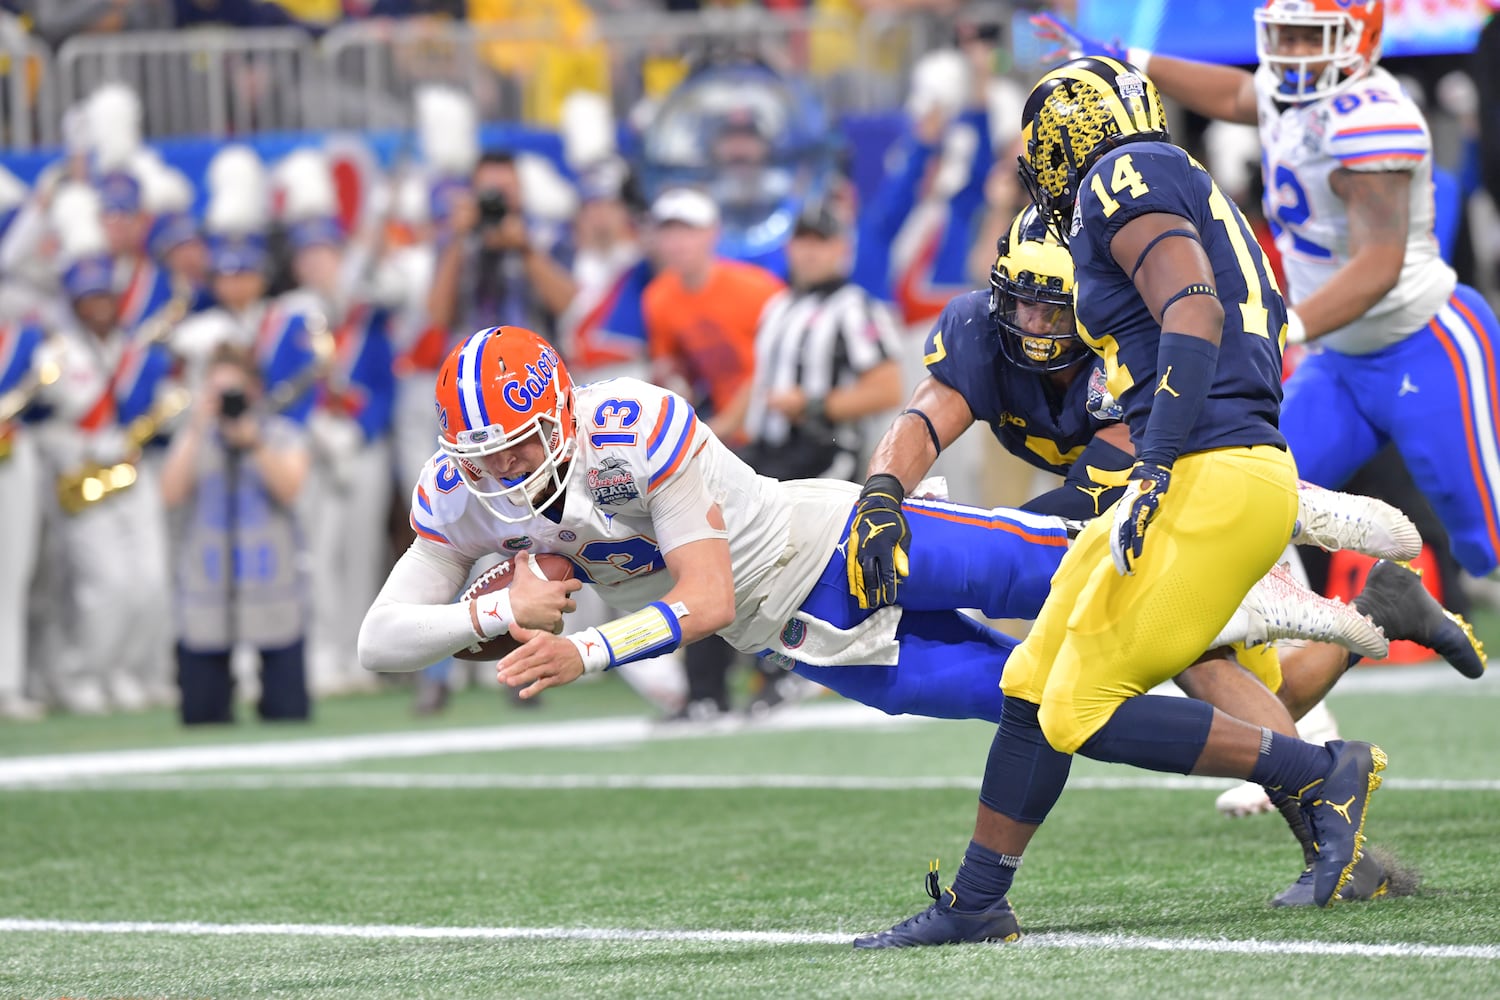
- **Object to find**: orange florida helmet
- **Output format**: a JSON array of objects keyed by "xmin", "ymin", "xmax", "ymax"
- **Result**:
[
  {"xmin": 434, "ymin": 325, "xmax": 577, "ymax": 522},
  {"xmin": 1255, "ymin": 0, "xmax": 1384, "ymax": 104}
]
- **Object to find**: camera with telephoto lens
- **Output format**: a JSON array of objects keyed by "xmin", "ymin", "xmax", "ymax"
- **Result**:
[
  {"xmin": 219, "ymin": 387, "xmax": 249, "ymax": 420},
  {"xmin": 477, "ymin": 190, "xmax": 512, "ymax": 227}
]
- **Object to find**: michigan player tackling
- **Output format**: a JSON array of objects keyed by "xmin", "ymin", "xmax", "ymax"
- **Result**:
[
  {"xmin": 857, "ymin": 204, "xmax": 1481, "ymax": 908},
  {"xmin": 1037, "ymin": 0, "xmax": 1500, "ymax": 580},
  {"xmin": 856, "ymin": 57, "xmax": 1391, "ymax": 948}
]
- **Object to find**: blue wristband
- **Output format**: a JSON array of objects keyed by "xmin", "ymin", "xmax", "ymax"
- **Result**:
[{"xmin": 1138, "ymin": 333, "xmax": 1219, "ymax": 469}]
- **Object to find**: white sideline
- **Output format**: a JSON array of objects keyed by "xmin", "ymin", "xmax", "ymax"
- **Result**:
[
  {"xmin": 6, "ymin": 771, "xmax": 1500, "ymax": 792},
  {"xmin": 2, "ymin": 917, "xmax": 1498, "ymax": 961},
  {"xmin": 0, "ymin": 702, "xmax": 919, "ymax": 785}
]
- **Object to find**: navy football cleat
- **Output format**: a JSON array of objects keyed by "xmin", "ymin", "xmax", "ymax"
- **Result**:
[
  {"xmin": 853, "ymin": 865, "xmax": 1021, "ymax": 949},
  {"xmin": 1298, "ymin": 740, "xmax": 1387, "ymax": 908},
  {"xmin": 1271, "ymin": 849, "xmax": 1389, "ymax": 908},
  {"xmin": 1355, "ymin": 560, "xmax": 1487, "ymax": 679}
]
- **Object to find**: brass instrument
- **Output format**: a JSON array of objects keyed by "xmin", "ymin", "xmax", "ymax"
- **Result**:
[
  {"xmin": 0, "ymin": 354, "xmax": 61, "ymax": 462},
  {"xmin": 56, "ymin": 386, "xmax": 192, "ymax": 514},
  {"xmin": 266, "ymin": 307, "xmax": 337, "ymax": 413},
  {"xmin": 54, "ymin": 284, "xmax": 194, "ymax": 512}
]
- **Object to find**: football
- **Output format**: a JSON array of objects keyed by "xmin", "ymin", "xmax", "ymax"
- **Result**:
[{"xmin": 453, "ymin": 552, "xmax": 577, "ymax": 662}]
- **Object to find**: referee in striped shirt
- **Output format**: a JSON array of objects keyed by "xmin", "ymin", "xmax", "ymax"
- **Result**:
[{"xmin": 741, "ymin": 202, "xmax": 905, "ymax": 483}]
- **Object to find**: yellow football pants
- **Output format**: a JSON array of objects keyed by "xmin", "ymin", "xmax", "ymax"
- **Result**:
[{"xmin": 1001, "ymin": 444, "xmax": 1299, "ymax": 753}]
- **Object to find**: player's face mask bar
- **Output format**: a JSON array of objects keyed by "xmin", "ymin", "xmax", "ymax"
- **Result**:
[
  {"xmin": 454, "ymin": 421, "xmax": 574, "ymax": 524},
  {"xmin": 991, "ymin": 206, "xmax": 1084, "ymax": 373},
  {"xmin": 993, "ymin": 283, "xmax": 1082, "ymax": 373},
  {"xmin": 436, "ymin": 326, "xmax": 578, "ymax": 524},
  {"xmin": 1254, "ymin": 1, "xmax": 1378, "ymax": 104}
]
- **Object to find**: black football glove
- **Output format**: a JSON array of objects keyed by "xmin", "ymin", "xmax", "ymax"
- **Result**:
[
  {"xmin": 1110, "ymin": 462, "xmax": 1172, "ymax": 575},
  {"xmin": 847, "ymin": 473, "xmax": 912, "ymax": 609}
]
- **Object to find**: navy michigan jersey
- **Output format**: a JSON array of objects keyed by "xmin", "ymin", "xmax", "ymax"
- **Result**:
[
  {"xmin": 1069, "ymin": 142, "xmax": 1288, "ymax": 454},
  {"xmin": 924, "ymin": 290, "xmax": 1119, "ymax": 476}
]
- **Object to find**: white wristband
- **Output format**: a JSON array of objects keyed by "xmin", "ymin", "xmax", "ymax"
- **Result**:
[
  {"xmin": 568, "ymin": 627, "xmax": 612, "ymax": 675},
  {"xmin": 467, "ymin": 589, "xmax": 514, "ymax": 640},
  {"xmin": 1126, "ymin": 48, "xmax": 1153, "ymax": 74},
  {"xmin": 1285, "ymin": 308, "xmax": 1308, "ymax": 345}
]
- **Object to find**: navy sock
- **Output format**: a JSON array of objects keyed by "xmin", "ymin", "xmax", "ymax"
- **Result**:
[
  {"xmin": 1249, "ymin": 729, "xmax": 1334, "ymax": 796},
  {"xmin": 978, "ymin": 697, "xmax": 1073, "ymax": 822},
  {"xmin": 1076, "ymin": 694, "xmax": 1214, "ymax": 774},
  {"xmin": 949, "ymin": 840, "xmax": 1021, "ymax": 912}
]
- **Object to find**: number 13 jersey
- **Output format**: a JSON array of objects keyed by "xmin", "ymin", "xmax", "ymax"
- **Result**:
[{"xmin": 408, "ymin": 377, "xmax": 858, "ymax": 653}]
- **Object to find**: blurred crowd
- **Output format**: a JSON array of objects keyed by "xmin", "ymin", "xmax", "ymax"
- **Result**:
[
  {"xmin": 1, "ymin": 0, "xmax": 966, "ymax": 47},
  {"xmin": 0, "ymin": 2, "xmax": 1493, "ymax": 725}
]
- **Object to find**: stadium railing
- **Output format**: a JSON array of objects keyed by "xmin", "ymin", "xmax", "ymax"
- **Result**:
[
  {"xmin": 54, "ymin": 28, "xmax": 320, "ymax": 139},
  {"xmin": 1, "ymin": 20, "xmax": 59, "ymax": 150},
  {"xmin": 20, "ymin": 7, "xmax": 943, "ymax": 146}
]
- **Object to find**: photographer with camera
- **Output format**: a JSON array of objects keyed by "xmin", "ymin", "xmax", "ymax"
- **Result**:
[
  {"xmin": 428, "ymin": 151, "xmax": 577, "ymax": 343},
  {"xmin": 159, "ymin": 343, "xmax": 312, "ymax": 725}
]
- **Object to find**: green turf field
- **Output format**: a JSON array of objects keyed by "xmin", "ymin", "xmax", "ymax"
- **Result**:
[{"xmin": 2, "ymin": 667, "xmax": 1498, "ymax": 1000}]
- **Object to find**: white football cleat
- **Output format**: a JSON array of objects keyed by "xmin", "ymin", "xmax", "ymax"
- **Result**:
[
  {"xmin": 1292, "ymin": 481, "xmax": 1422, "ymax": 560},
  {"xmin": 1213, "ymin": 563, "xmax": 1390, "ymax": 659},
  {"xmin": 1216, "ymin": 781, "xmax": 1275, "ymax": 818}
]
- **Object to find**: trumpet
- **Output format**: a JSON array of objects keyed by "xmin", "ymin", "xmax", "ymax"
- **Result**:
[
  {"xmin": 56, "ymin": 386, "xmax": 192, "ymax": 515},
  {"xmin": 266, "ymin": 307, "xmax": 337, "ymax": 413},
  {"xmin": 0, "ymin": 355, "xmax": 61, "ymax": 462},
  {"xmin": 53, "ymin": 283, "xmax": 195, "ymax": 511}
]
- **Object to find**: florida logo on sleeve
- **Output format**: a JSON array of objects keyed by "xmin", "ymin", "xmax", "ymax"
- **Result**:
[
  {"xmin": 587, "ymin": 456, "xmax": 640, "ymax": 506},
  {"xmin": 780, "ymin": 618, "xmax": 807, "ymax": 650}
]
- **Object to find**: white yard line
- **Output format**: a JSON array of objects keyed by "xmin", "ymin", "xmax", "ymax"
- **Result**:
[
  {"xmin": 1, "ymin": 917, "xmax": 1497, "ymax": 961},
  {"xmin": 6, "ymin": 771, "xmax": 1499, "ymax": 792},
  {"xmin": 0, "ymin": 702, "xmax": 919, "ymax": 785}
]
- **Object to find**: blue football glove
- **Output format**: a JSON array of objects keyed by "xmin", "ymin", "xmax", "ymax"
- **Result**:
[
  {"xmin": 1029, "ymin": 12, "xmax": 1126, "ymax": 64},
  {"xmin": 1110, "ymin": 462, "xmax": 1172, "ymax": 576}
]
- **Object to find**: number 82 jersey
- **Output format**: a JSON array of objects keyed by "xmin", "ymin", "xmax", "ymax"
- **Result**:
[{"xmin": 1067, "ymin": 141, "xmax": 1288, "ymax": 454}]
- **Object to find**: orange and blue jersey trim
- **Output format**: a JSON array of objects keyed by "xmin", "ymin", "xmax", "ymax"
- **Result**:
[
  {"xmin": 647, "ymin": 394, "xmax": 700, "ymax": 491},
  {"xmin": 1428, "ymin": 293, "xmax": 1500, "ymax": 562},
  {"xmin": 903, "ymin": 500, "xmax": 1069, "ymax": 548},
  {"xmin": 409, "ymin": 510, "xmax": 451, "ymax": 545},
  {"xmin": 1336, "ymin": 150, "xmax": 1425, "ymax": 166}
]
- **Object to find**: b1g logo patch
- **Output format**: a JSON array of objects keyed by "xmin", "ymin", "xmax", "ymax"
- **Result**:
[
  {"xmin": 587, "ymin": 456, "xmax": 640, "ymax": 506},
  {"xmin": 780, "ymin": 618, "xmax": 807, "ymax": 650}
]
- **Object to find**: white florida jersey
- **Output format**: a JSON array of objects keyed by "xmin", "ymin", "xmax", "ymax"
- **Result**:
[
  {"xmin": 1257, "ymin": 66, "xmax": 1456, "ymax": 354},
  {"xmin": 407, "ymin": 377, "xmax": 860, "ymax": 653}
]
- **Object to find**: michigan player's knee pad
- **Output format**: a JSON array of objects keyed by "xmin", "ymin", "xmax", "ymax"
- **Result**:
[
  {"xmin": 1076, "ymin": 694, "xmax": 1215, "ymax": 775},
  {"xmin": 978, "ymin": 697, "xmax": 1073, "ymax": 824}
]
